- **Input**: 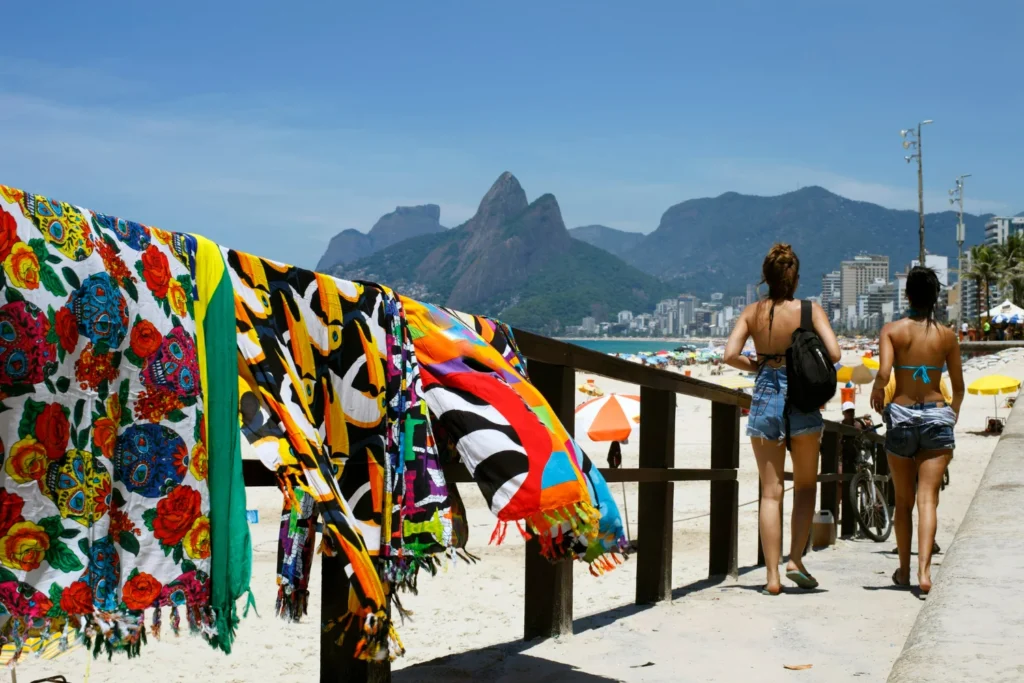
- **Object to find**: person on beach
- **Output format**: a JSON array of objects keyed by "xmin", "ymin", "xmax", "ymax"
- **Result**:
[
  {"xmin": 724, "ymin": 244, "xmax": 841, "ymax": 595},
  {"xmin": 870, "ymin": 266, "xmax": 965, "ymax": 593}
]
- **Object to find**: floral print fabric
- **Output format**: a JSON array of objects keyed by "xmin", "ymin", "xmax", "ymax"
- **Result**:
[{"xmin": 0, "ymin": 186, "xmax": 212, "ymax": 659}]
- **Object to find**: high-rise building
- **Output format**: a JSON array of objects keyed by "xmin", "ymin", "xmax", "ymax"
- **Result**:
[
  {"xmin": 746, "ymin": 283, "xmax": 757, "ymax": 306},
  {"xmin": 581, "ymin": 316, "xmax": 597, "ymax": 334},
  {"xmin": 730, "ymin": 296, "xmax": 746, "ymax": 309},
  {"xmin": 841, "ymin": 254, "xmax": 890, "ymax": 309},
  {"xmin": 911, "ymin": 254, "xmax": 949, "ymax": 286},
  {"xmin": 984, "ymin": 216, "xmax": 1024, "ymax": 247},
  {"xmin": 710, "ymin": 292, "xmax": 724, "ymax": 302},
  {"xmin": 821, "ymin": 270, "xmax": 841, "ymax": 320},
  {"xmin": 617, "ymin": 310, "xmax": 633, "ymax": 324},
  {"xmin": 678, "ymin": 294, "xmax": 698, "ymax": 326}
]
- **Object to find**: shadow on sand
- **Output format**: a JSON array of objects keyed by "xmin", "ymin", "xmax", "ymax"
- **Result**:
[{"xmin": 393, "ymin": 646, "xmax": 622, "ymax": 682}]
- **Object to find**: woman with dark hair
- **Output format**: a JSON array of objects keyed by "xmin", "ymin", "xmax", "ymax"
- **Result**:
[
  {"xmin": 871, "ymin": 266, "xmax": 965, "ymax": 593},
  {"xmin": 725, "ymin": 244, "xmax": 841, "ymax": 595}
]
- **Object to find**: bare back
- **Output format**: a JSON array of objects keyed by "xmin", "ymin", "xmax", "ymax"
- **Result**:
[
  {"xmin": 743, "ymin": 298, "xmax": 839, "ymax": 367},
  {"xmin": 882, "ymin": 319, "xmax": 959, "ymax": 405}
]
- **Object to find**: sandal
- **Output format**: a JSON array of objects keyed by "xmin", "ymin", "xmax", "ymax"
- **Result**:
[{"xmin": 892, "ymin": 568, "xmax": 910, "ymax": 587}]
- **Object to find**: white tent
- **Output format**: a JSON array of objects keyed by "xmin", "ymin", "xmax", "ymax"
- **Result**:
[{"xmin": 986, "ymin": 300, "xmax": 1024, "ymax": 318}]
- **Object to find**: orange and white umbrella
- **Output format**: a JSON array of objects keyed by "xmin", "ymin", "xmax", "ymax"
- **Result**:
[{"xmin": 575, "ymin": 393, "xmax": 641, "ymax": 441}]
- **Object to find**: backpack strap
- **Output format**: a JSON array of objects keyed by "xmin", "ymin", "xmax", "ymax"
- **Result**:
[{"xmin": 800, "ymin": 299, "xmax": 813, "ymax": 331}]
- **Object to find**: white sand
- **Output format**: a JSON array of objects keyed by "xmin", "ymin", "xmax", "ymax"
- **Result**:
[{"xmin": 12, "ymin": 354, "xmax": 1019, "ymax": 683}]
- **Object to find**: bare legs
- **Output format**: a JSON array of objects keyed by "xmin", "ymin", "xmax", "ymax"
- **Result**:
[
  {"xmin": 753, "ymin": 433, "xmax": 821, "ymax": 593},
  {"xmin": 887, "ymin": 454, "xmax": 916, "ymax": 585},
  {"xmin": 787, "ymin": 433, "xmax": 822, "ymax": 576},
  {"xmin": 753, "ymin": 438, "xmax": 785, "ymax": 594},
  {"xmin": 915, "ymin": 452, "xmax": 951, "ymax": 592},
  {"xmin": 886, "ymin": 451, "xmax": 951, "ymax": 592}
]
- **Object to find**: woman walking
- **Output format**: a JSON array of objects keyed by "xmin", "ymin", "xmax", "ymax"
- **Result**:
[
  {"xmin": 871, "ymin": 267, "xmax": 964, "ymax": 593},
  {"xmin": 725, "ymin": 244, "xmax": 841, "ymax": 595}
]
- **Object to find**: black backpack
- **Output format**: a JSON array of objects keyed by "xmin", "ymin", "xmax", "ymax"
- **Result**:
[{"xmin": 784, "ymin": 301, "xmax": 836, "ymax": 443}]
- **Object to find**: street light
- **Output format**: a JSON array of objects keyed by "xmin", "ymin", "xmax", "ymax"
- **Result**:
[
  {"xmin": 949, "ymin": 173, "xmax": 972, "ymax": 325},
  {"xmin": 901, "ymin": 120, "xmax": 934, "ymax": 266}
]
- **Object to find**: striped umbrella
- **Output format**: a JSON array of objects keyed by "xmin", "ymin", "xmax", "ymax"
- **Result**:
[{"xmin": 575, "ymin": 393, "xmax": 641, "ymax": 442}]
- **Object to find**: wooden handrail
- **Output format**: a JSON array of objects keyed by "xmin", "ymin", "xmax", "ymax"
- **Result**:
[{"xmin": 235, "ymin": 327, "xmax": 886, "ymax": 682}]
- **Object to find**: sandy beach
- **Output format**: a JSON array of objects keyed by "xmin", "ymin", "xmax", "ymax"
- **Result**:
[{"xmin": 11, "ymin": 351, "xmax": 1020, "ymax": 683}]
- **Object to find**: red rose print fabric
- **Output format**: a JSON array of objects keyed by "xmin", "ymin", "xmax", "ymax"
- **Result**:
[{"xmin": 0, "ymin": 185, "xmax": 212, "ymax": 660}]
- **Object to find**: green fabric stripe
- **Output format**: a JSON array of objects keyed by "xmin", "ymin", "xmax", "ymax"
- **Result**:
[{"xmin": 204, "ymin": 257, "xmax": 252, "ymax": 654}]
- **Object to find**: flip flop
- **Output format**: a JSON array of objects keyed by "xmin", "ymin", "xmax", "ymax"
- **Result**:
[
  {"xmin": 761, "ymin": 586, "xmax": 781, "ymax": 596},
  {"xmin": 785, "ymin": 569, "xmax": 819, "ymax": 589},
  {"xmin": 892, "ymin": 569, "xmax": 910, "ymax": 587}
]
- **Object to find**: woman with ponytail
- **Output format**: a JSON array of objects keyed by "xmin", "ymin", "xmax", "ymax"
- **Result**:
[
  {"xmin": 724, "ymin": 244, "xmax": 841, "ymax": 595},
  {"xmin": 870, "ymin": 266, "xmax": 964, "ymax": 593}
]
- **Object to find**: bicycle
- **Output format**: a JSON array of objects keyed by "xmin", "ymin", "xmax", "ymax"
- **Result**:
[{"xmin": 848, "ymin": 424, "xmax": 893, "ymax": 542}]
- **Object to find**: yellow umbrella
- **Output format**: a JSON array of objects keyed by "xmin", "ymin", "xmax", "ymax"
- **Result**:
[
  {"xmin": 968, "ymin": 375, "xmax": 1021, "ymax": 417},
  {"xmin": 716, "ymin": 375, "xmax": 755, "ymax": 390},
  {"xmin": 862, "ymin": 357, "xmax": 880, "ymax": 370},
  {"xmin": 836, "ymin": 365, "xmax": 854, "ymax": 384}
]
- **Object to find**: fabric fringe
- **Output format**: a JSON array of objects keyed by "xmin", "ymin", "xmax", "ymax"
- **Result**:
[
  {"xmin": 378, "ymin": 547, "xmax": 481, "ymax": 595},
  {"xmin": 0, "ymin": 598, "xmax": 219, "ymax": 665},
  {"xmin": 275, "ymin": 585, "xmax": 310, "ymax": 622},
  {"xmin": 324, "ymin": 608, "xmax": 405, "ymax": 663}
]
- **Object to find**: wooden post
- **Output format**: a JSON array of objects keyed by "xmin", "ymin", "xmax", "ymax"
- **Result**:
[
  {"xmin": 840, "ymin": 435, "xmax": 857, "ymax": 537},
  {"xmin": 320, "ymin": 553, "xmax": 391, "ymax": 683},
  {"xmin": 523, "ymin": 360, "xmax": 574, "ymax": 639},
  {"xmin": 709, "ymin": 401, "xmax": 740, "ymax": 578},
  {"xmin": 819, "ymin": 431, "xmax": 840, "ymax": 521},
  {"xmin": 636, "ymin": 386, "xmax": 675, "ymax": 604}
]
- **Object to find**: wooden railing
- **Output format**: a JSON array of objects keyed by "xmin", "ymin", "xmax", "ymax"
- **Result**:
[{"xmin": 241, "ymin": 330, "xmax": 884, "ymax": 682}]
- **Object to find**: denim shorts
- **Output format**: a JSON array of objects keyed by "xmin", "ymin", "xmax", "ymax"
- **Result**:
[
  {"xmin": 883, "ymin": 403, "xmax": 956, "ymax": 458},
  {"xmin": 746, "ymin": 366, "xmax": 824, "ymax": 443}
]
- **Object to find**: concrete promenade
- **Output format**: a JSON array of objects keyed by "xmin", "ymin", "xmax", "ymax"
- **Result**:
[{"xmin": 888, "ymin": 399, "xmax": 1024, "ymax": 682}]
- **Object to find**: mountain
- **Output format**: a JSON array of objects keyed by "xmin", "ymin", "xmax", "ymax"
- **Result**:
[
  {"xmin": 315, "ymin": 204, "xmax": 445, "ymax": 272},
  {"xmin": 569, "ymin": 224, "xmax": 644, "ymax": 254},
  {"xmin": 335, "ymin": 173, "xmax": 672, "ymax": 333},
  {"xmin": 624, "ymin": 186, "xmax": 995, "ymax": 293}
]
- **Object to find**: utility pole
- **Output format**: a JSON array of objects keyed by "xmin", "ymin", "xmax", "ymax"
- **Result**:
[
  {"xmin": 901, "ymin": 120, "xmax": 934, "ymax": 265},
  {"xmin": 949, "ymin": 174, "xmax": 972, "ymax": 325}
]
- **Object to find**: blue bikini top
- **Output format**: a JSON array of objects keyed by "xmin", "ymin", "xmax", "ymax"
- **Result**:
[{"xmin": 896, "ymin": 365, "xmax": 941, "ymax": 383}]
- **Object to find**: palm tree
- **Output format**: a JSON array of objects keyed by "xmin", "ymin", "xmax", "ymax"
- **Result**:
[
  {"xmin": 967, "ymin": 244, "xmax": 999, "ymax": 326},
  {"xmin": 995, "ymin": 233, "xmax": 1024, "ymax": 306}
]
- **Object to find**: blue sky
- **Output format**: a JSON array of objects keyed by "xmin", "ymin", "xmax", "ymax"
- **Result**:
[{"xmin": 1, "ymin": 1, "xmax": 1020, "ymax": 267}]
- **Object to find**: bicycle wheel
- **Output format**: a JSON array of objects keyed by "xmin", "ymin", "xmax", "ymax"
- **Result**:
[{"xmin": 849, "ymin": 471, "xmax": 893, "ymax": 542}]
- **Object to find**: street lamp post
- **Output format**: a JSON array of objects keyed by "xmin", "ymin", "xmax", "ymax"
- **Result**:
[
  {"xmin": 901, "ymin": 120, "xmax": 934, "ymax": 266},
  {"xmin": 949, "ymin": 174, "xmax": 972, "ymax": 325}
]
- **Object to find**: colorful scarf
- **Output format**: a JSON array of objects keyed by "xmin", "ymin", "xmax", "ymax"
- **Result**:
[
  {"xmin": 191, "ymin": 235, "xmax": 254, "ymax": 652},
  {"xmin": 459, "ymin": 313, "xmax": 629, "ymax": 567},
  {"xmin": 225, "ymin": 252, "xmax": 453, "ymax": 660},
  {"xmin": 0, "ymin": 185, "xmax": 214, "ymax": 659},
  {"xmin": 402, "ymin": 298, "xmax": 609, "ymax": 562}
]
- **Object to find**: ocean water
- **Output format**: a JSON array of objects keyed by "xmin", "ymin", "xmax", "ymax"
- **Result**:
[{"xmin": 563, "ymin": 339, "xmax": 709, "ymax": 355}]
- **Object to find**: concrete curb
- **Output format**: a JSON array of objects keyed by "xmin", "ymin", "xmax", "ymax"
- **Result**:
[{"xmin": 888, "ymin": 397, "xmax": 1024, "ymax": 682}]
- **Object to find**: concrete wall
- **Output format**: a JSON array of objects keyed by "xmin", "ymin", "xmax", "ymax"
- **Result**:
[{"xmin": 888, "ymin": 400, "xmax": 1024, "ymax": 682}]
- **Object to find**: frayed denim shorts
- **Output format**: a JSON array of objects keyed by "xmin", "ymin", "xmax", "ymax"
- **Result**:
[
  {"xmin": 883, "ymin": 402, "xmax": 956, "ymax": 458},
  {"xmin": 745, "ymin": 366, "xmax": 824, "ymax": 443}
]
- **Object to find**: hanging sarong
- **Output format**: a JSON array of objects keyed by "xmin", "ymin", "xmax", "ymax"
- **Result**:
[
  {"xmin": 225, "ymin": 251, "xmax": 452, "ymax": 660},
  {"xmin": 401, "ymin": 298, "xmax": 610, "ymax": 562},
  {"xmin": 467, "ymin": 314, "xmax": 629, "ymax": 568},
  {"xmin": 191, "ymin": 235, "xmax": 253, "ymax": 652},
  {"xmin": 0, "ymin": 185, "xmax": 213, "ymax": 659}
]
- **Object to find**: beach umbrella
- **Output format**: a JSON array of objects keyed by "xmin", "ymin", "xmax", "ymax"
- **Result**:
[
  {"xmin": 993, "ymin": 314, "xmax": 1009, "ymax": 324},
  {"xmin": 575, "ymin": 393, "xmax": 641, "ymax": 441},
  {"xmin": 577, "ymin": 379, "xmax": 605, "ymax": 397},
  {"xmin": 848, "ymin": 364, "xmax": 875, "ymax": 385},
  {"xmin": 716, "ymin": 376, "xmax": 755, "ymax": 390},
  {"xmin": 862, "ymin": 357, "xmax": 880, "ymax": 370},
  {"xmin": 968, "ymin": 375, "xmax": 1022, "ymax": 417}
]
